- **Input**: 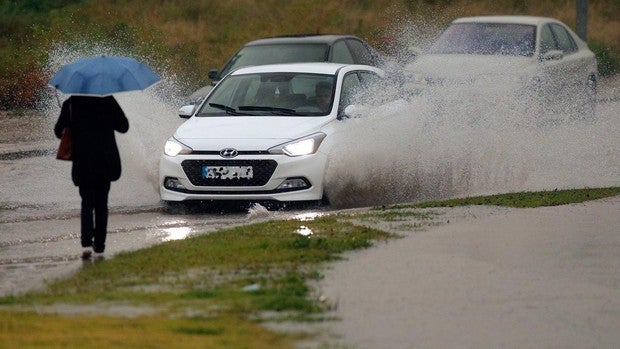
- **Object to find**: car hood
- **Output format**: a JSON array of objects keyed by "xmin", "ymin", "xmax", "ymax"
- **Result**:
[
  {"xmin": 174, "ymin": 116, "xmax": 333, "ymax": 150},
  {"xmin": 406, "ymin": 54, "xmax": 534, "ymax": 79}
]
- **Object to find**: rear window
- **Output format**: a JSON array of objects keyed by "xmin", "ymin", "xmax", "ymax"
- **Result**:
[
  {"xmin": 429, "ymin": 22, "xmax": 536, "ymax": 57},
  {"xmin": 219, "ymin": 44, "xmax": 329, "ymax": 77},
  {"xmin": 550, "ymin": 23, "xmax": 577, "ymax": 54},
  {"xmin": 346, "ymin": 39, "xmax": 375, "ymax": 65}
]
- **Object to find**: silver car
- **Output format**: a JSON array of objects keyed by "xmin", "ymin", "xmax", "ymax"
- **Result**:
[{"xmin": 404, "ymin": 16, "xmax": 598, "ymax": 120}]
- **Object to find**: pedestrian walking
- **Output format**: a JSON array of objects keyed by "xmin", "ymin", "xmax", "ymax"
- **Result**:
[
  {"xmin": 54, "ymin": 96, "xmax": 128, "ymax": 259},
  {"xmin": 49, "ymin": 55, "xmax": 160, "ymax": 259}
]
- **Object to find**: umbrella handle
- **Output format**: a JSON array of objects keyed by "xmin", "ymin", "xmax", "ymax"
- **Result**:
[{"xmin": 54, "ymin": 88, "xmax": 61, "ymax": 108}]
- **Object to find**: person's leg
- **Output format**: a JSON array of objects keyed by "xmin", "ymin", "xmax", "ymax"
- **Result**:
[
  {"xmin": 78, "ymin": 185, "xmax": 95, "ymax": 249},
  {"xmin": 92, "ymin": 181, "xmax": 111, "ymax": 254}
]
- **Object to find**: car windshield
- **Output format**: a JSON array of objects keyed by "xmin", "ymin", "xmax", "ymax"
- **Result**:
[
  {"xmin": 428, "ymin": 23, "xmax": 536, "ymax": 56},
  {"xmin": 197, "ymin": 72, "xmax": 336, "ymax": 117},
  {"xmin": 219, "ymin": 44, "xmax": 329, "ymax": 78}
]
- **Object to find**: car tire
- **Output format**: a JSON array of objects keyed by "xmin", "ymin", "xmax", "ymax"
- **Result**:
[
  {"xmin": 164, "ymin": 200, "xmax": 191, "ymax": 214},
  {"xmin": 320, "ymin": 191, "xmax": 331, "ymax": 206}
]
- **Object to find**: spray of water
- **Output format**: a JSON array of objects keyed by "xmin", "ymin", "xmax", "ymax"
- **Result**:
[{"xmin": 324, "ymin": 67, "xmax": 619, "ymax": 208}]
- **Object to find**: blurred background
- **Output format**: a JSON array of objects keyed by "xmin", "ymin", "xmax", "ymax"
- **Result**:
[{"xmin": 1, "ymin": 0, "xmax": 618, "ymax": 110}]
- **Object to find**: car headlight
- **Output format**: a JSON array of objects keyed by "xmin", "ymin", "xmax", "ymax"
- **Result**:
[
  {"xmin": 269, "ymin": 133, "xmax": 326, "ymax": 157},
  {"xmin": 164, "ymin": 138, "xmax": 193, "ymax": 156}
]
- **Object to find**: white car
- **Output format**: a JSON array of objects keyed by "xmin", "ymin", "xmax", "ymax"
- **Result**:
[
  {"xmin": 160, "ymin": 63, "xmax": 384, "ymax": 204},
  {"xmin": 404, "ymin": 16, "xmax": 598, "ymax": 119}
]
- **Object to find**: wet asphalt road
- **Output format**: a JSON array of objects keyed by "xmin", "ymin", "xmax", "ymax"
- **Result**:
[
  {"xmin": 0, "ymin": 207, "xmax": 249, "ymax": 296},
  {"xmin": 317, "ymin": 196, "xmax": 620, "ymax": 349}
]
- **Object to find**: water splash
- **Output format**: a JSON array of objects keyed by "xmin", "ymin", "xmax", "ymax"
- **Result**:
[
  {"xmin": 319, "ymin": 17, "xmax": 619, "ymax": 209},
  {"xmin": 247, "ymin": 203, "xmax": 270, "ymax": 219},
  {"xmin": 325, "ymin": 80, "xmax": 619, "ymax": 208}
]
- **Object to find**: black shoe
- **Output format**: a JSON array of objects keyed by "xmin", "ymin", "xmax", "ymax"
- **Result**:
[{"xmin": 81, "ymin": 248, "xmax": 93, "ymax": 259}]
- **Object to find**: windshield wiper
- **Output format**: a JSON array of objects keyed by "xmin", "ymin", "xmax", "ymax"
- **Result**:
[
  {"xmin": 208, "ymin": 103, "xmax": 248, "ymax": 116},
  {"xmin": 238, "ymin": 105, "xmax": 301, "ymax": 116}
]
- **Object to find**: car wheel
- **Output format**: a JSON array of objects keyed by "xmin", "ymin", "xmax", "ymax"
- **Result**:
[
  {"xmin": 164, "ymin": 200, "xmax": 191, "ymax": 214},
  {"xmin": 320, "ymin": 191, "xmax": 331, "ymax": 206}
]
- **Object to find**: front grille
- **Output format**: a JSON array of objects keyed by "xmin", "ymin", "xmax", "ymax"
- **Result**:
[{"xmin": 181, "ymin": 159, "xmax": 277, "ymax": 187}]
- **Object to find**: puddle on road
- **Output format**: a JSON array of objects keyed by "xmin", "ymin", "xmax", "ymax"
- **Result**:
[
  {"xmin": 292, "ymin": 211, "xmax": 326, "ymax": 222},
  {"xmin": 160, "ymin": 226, "xmax": 193, "ymax": 241}
]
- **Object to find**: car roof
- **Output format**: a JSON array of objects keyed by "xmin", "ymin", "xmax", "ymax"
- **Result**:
[
  {"xmin": 452, "ymin": 15, "xmax": 562, "ymax": 26},
  {"xmin": 230, "ymin": 62, "xmax": 380, "ymax": 76},
  {"xmin": 244, "ymin": 34, "xmax": 366, "ymax": 46}
]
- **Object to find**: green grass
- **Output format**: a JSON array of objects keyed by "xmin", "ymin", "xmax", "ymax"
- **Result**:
[
  {"xmin": 360, "ymin": 209, "xmax": 437, "ymax": 222},
  {"xmin": 0, "ymin": 311, "xmax": 294, "ymax": 349},
  {"xmin": 376, "ymin": 187, "xmax": 620, "ymax": 211},
  {"xmin": 1, "ymin": 187, "xmax": 618, "ymax": 348}
]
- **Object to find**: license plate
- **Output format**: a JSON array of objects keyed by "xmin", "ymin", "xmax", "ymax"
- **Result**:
[{"xmin": 202, "ymin": 166, "xmax": 253, "ymax": 180}]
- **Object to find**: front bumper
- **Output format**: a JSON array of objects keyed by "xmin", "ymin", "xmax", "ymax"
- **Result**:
[{"xmin": 159, "ymin": 152, "xmax": 327, "ymax": 202}]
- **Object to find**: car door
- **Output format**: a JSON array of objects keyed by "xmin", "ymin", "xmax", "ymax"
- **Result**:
[
  {"xmin": 549, "ymin": 23, "xmax": 586, "ymax": 96},
  {"xmin": 537, "ymin": 23, "xmax": 567, "ymax": 106}
]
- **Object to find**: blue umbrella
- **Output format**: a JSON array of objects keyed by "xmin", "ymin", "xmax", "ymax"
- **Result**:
[{"xmin": 49, "ymin": 55, "xmax": 160, "ymax": 96}]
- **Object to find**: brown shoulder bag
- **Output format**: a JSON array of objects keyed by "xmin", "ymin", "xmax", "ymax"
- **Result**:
[{"xmin": 56, "ymin": 101, "xmax": 73, "ymax": 161}]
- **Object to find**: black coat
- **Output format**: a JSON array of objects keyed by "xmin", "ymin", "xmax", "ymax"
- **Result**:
[{"xmin": 54, "ymin": 96, "xmax": 129, "ymax": 186}]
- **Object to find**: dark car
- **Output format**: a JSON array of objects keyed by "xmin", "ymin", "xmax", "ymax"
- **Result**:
[{"xmin": 188, "ymin": 34, "xmax": 385, "ymax": 102}]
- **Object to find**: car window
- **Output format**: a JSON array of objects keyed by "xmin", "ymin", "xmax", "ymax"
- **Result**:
[
  {"xmin": 539, "ymin": 24, "xmax": 558, "ymax": 54},
  {"xmin": 358, "ymin": 71, "xmax": 381, "ymax": 87},
  {"xmin": 331, "ymin": 40, "xmax": 356, "ymax": 64},
  {"xmin": 338, "ymin": 71, "xmax": 386, "ymax": 115},
  {"xmin": 198, "ymin": 72, "xmax": 335, "ymax": 116},
  {"xmin": 550, "ymin": 23, "xmax": 577, "ymax": 54},
  {"xmin": 358, "ymin": 71, "xmax": 387, "ymax": 103},
  {"xmin": 219, "ymin": 44, "xmax": 329, "ymax": 78},
  {"xmin": 346, "ymin": 39, "xmax": 374, "ymax": 65},
  {"xmin": 338, "ymin": 72, "xmax": 363, "ymax": 113},
  {"xmin": 429, "ymin": 23, "xmax": 536, "ymax": 56}
]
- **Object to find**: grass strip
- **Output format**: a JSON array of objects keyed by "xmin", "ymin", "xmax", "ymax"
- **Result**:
[{"xmin": 375, "ymin": 187, "xmax": 620, "ymax": 210}]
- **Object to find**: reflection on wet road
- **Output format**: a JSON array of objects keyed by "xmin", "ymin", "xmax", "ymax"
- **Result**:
[
  {"xmin": 0, "ymin": 209, "xmax": 249, "ymax": 296},
  {"xmin": 0, "ymin": 204, "xmax": 333, "ymax": 296}
]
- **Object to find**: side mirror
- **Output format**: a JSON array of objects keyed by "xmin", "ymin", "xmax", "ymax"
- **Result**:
[
  {"xmin": 178, "ymin": 105, "xmax": 195, "ymax": 119},
  {"xmin": 208, "ymin": 69, "xmax": 219, "ymax": 80},
  {"xmin": 540, "ymin": 50, "xmax": 564, "ymax": 61}
]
